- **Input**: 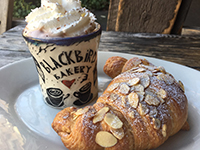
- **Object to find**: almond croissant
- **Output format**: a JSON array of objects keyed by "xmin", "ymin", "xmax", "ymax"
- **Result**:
[{"xmin": 52, "ymin": 57, "xmax": 188, "ymax": 150}]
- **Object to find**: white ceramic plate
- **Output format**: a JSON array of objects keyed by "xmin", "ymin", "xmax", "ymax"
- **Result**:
[{"xmin": 0, "ymin": 51, "xmax": 200, "ymax": 150}]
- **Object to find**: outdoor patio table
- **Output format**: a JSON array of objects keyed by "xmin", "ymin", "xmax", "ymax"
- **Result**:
[{"xmin": 0, "ymin": 25, "xmax": 200, "ymax": 70}]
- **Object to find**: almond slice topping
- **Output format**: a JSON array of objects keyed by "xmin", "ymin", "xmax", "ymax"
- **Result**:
[
  {"xmin": 158, "ymin": 96, "xmax": 165, "ymax": 104},
  {"xmin": 140, "ymin": 74, "xmax": 150, "ymax": 88},
  {"xmin": 149, "ymin": 108, "xmax": 158, "ymax": 118},
  {"xmin": 104, "ymin": 113, "xmax": 123, "ymax": 129},
  {"xmin": 146, "ymin": 70, "xmax": 153, "ymax": 76},
  {"xmin": 162, "ymin": 124, "xmax": 167, "ymax": 137},
  {"xmin": 121, "ymin": 96, "xmax": 127, "ymax": 107},
  {"xmin": 119, "ymin": 84, "xmax": 130, "ymax": 94},
  {"xmin": 178, "ymin": 80, "xmax": 185, "ymax": 92},
  {"xmin": 153, "ymin": 118, "xmax": 161, "ymax": 130},
  {"xmin": 128, "ymin": 92, "xmax": 139, "ymax": 108},
  {"xmin": 157, "ymin": 89, "xmax": 167, "ymax": 99},
  {"xmin": 74, "ymin": 107, "xmax": 89, "ymax": 117},
  {"xmin": 110, "ymin": 128, "xmax": 125, "ymax": 140},
  {"xmin": 164, "ymin": 74, "xmax": 174, "ymax": 85},
  {"xmin": 157, "ymin": 73, "xmax": 165, "ymax": 81},
  {"xmin": 145, "ymin": 94, "xmax": 160, "ymax": 106},
  {"xmin": 128, "ymin": 111, "xmax": 135, "ymax": 118},
  {"xmin": 157, "ymin": 73, "xmax": 174, "ymax": 85},
  {"xmin": 110, "ymin": 93, "xmax": 119, "ymax": 101},
  {"xmin": 107, "ymin": 83, "xmax": 120, "ymax": 91},
  {"xmin": 133, "ymin": 68, "xmax": 146, "ymax": 73},
  {"xmin": 93, "ymin": 107, "xmax": 109, "ymax": 124},
  {"xmin": 137, "ymin": 92, "xmax": 145, "ymax": 102},
  {"xmin": 140, "ymin": 64, "xmax": 155, "ymax": 71},
  {"xmin": 131, "ymin": 84, "xmax": 144, "ymax": 93},
  {"xmin": 138, "ymin": 103, "xmax": 149, "ymax": 115},
  {"xmin": 157, "ymin": 66, "xmax": 166, "ymax": 74},
  {"xmin": 128, "ymin": 78, "xmax": 140, "ymax": 86},
  {"xmin": 95, "ymin": 131, "xmax": 117, "ymax": 147}
]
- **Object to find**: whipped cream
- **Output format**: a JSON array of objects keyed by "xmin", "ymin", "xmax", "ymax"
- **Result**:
[{"xmin": 24, "ymin": 0, "xmax": 96, "ymax": 38}]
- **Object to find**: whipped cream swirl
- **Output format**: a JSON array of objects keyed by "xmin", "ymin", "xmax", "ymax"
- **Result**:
[{"xmin": 24, "ymin": 0, "xmax": 96, "ymax": 38}]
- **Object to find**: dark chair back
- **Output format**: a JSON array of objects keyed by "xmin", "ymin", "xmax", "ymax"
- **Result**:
[
  {"xmin": 107, "ymin": 0, "xmax": 193, "ymax": 34},
  {"xmin": 0, "ymin": 0, "xmax": 14, "ymax": 34}
]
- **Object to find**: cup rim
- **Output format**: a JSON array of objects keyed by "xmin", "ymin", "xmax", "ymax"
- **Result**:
[{"xmin": 22, "ymin": 23, "xmax": 102, "ymax": 46}]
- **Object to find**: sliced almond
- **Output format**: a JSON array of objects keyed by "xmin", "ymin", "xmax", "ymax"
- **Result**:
[
  {"xmin": 93, "ymin": 107, "xmax": 109, "ymax": 124},
  {"xmin": 95, "ymin": 131, "xmax": 117, "ymax": 147},
  {"xmin": 72, "ymin": 114, "xmax": 79, "ymax": 120},
  {"xmin": 130, "ymin": 58, "xmax": 142, "ymax": 67},
  {"xmin": 141, "ymin": 59, "xmax": 150, "ymax": 66},
  {"xmin": 130, "ymin": 67, "xmax": 139, "ymax": 72},
  {"xmin": 153, "ymin": 118, "xmax": 161, "ymax": 130},
  {"xmin": 131, "ymin": 84, "xmax": 144, "ymax": 93},
  {"xmin": 145, "ymin": 94, "xmax": 160, "ymax": 106},
  {"xmin": 87, "ymin": 109, "xmax": 96, "ymax": 118},
  {"xmin": 128, "ymin": 78, "xmax": 140, "ymax": 86},
  {"xmin": 146, "ymin": 70, "xmax": 153, "ymax": 76},
  {"xmin": 152, "ymin": 69, "xmax": 159, "ymax": 73},
  {"xmin": 157, "ymin": 66, "xmax": 166, "ymax": 74},
  {"xmin": 164, "ymin": 74, "xmax": 174, "ymax": 85},
  {"xmin": 128, "ymin": 92, "xmax": 139, "ymax": 108},
  {"xmin": 140, "ymin": 74, "xmax": 150, "ymax": 88},
  {"xmin": 140, "ymin": 64, "xmax": 155, "ymax": 71},
  {"xmin": 132, "ymin": 68, "xmax": 146, "ymax": 73},
  {"xmin": 138, "ymin": 103, "xmax": 149, "ymax": 115},
  {"xmin": 162, "ymin": 124, "xmax": 167, "ymax": 137},
  {"xmin": 121, "ymin": 96, "xmax": 127, "ymax": 107},
  {"xmin": 74, "ymin": 107, "xmax": 89, "ymax": 117},
  {"xmin": 110, "ymin": 128, "xmax": 125, "ymax": 140},
  {"xmin": 137, "ymin": 92, "xmax": 145, "ymax": 102},
  {"xmin": 178, "ymin": 80, "xmax": 185, "ymax": 92},
  {"xmin": 149, "ymin": 108, "xmax": 158, "ymax": 118},
  {"xmin": 157, "ymin": 73, "xmax": 174, "ymax": 85},
  {"xmin": 110, "ymin": 93, "xmax": 119, "ymax": 101},
  {"xmin": 157, "ymin": 96, "xmax": 165, "ymax": 104},
  {"xmin": 104, "ymin": 113, "xmax": 123, "ymax": 129},
  {"xmin": 157, "ymin": 89, "xmax": 167, "ymax": 99},
  {"xmin": 157, "ymin": 73, "xmax": 165, "ymax": 81},
  {"xmin": 128, "ymin": 111, "xmax": 135, "ymax": 119},
  {"xmin": 119, "ymin": 84, "xmax": 130, "ymax": 94},
  {"xmin": 107, "ymin": 83, "xmax": 120, "ymax": 92}
]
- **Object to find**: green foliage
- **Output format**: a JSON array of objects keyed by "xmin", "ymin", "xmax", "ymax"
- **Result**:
[
  {"xmin": 13, "ymin": 0, "xmax": 109, "ymax": 19},
  {"xmin": 13, "ymin": 0, "xmax": 40, "ymax": 18},
  {"xmin": 81, "ymin": 0, "xmax": 109, "ymax": 10}
]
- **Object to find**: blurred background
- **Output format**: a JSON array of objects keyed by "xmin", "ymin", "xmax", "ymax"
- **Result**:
[{"xmin": 13, "ymin": 0, "xmax": 200, "ymax": 31}]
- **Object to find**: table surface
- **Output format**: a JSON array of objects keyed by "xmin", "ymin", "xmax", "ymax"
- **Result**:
[{"xmin": 0, "ymin": 25, "xmax": 200, "ymax": 71}]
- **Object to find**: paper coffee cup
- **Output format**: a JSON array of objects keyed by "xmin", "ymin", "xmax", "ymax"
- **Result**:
[{"xmin": 23, "ymin": 24, "xmax": 101, "ymax": 109}]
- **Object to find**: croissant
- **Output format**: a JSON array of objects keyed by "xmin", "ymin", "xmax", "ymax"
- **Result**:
[
  {"xmin": 52, "ymin": 57, "xmax": 189, "ymax": 150},
  {"xmin": 103, "ymin": 56, "xmax": 128, "ymax": 78}
]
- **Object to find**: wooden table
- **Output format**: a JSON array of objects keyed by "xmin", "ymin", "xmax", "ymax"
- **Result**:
[{"xmin": 0, "ymin": 25, "xmax": 200, "ymax": 71}]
